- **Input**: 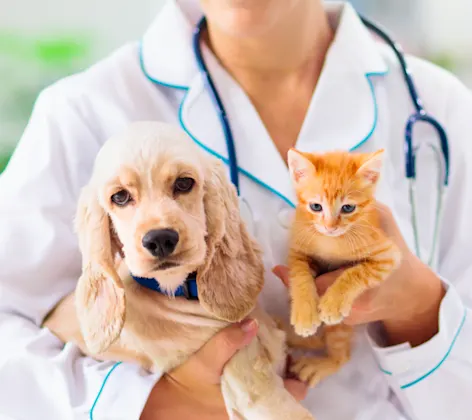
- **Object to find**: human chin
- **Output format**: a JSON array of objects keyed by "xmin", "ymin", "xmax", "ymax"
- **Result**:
[{"xmin": 200, "ymin": 0, "xmax": 290, "ymax": 37}]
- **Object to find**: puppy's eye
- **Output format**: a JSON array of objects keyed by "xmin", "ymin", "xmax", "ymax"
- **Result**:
[
  {"xmin": 341, "ymin": 204, "xmax": 356, "ymax": 214},
  {"xmin": 174, "ymin": 177, "xmax": 195, "ymax": 194},
  {"xmin": 310, "ymin": 203, "xmax": 322, "ymax": 212},
  {"xmin": 111, "ymin": 190, "xmax": 132, "ymax": 206}
]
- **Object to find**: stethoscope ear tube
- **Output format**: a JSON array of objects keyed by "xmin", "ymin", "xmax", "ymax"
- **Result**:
[
  {"xmin": 361, "ymin": 14, "xmax": 450, "ymax": 269},
  {"xmin": 408, "ymin": 142, "xmax": 446, "ymax": 269},
  {"xmin": 360, "ymin": 16, "xmax": 424, "ymax": 114},
  {"xmin": 361, "ymin": 15, "xmax": 450, "ymax": 187},
  {"xmin": 193, "ymin": 17, "xmax": 241, "ymax": 195}
]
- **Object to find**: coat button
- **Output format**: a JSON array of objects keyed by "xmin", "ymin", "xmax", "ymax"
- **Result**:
[{"xmin": 278, "ymin": 208, "xmax": 294, "ymax": 229}]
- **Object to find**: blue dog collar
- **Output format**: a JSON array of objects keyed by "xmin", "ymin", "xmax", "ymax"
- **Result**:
[{"xmin": 131, "ymin": 272, "xmax": 199, "ymax": 300}]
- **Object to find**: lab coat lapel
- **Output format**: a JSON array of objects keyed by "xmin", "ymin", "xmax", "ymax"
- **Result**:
[
  {"xmin": 140, "ymin": 0, "xmax": 201, "ymax": 88},
  {"xmin": 296, "ymin": 3, "xmax": 389, "ymax": 154}
]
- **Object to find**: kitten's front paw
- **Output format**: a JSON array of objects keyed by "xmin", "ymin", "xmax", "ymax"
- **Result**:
[
  {"xmin": 318, "ymin": 291, "xmax": 353, "ymax": 325},
  {"xmin": 291, "ymin": 300, "xmax": 321, "ymax": 337}
]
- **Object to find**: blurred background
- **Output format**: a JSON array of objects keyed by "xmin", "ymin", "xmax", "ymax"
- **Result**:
[{"xmin": 1, "ymin": 0, "xmax": 472, "ymax": 173}]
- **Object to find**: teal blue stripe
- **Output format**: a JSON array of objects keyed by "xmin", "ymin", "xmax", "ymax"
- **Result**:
[
  {"xmin": 90, "ymin": 362, "xmax": 122, "ymax": 420},
  {"xmin": 350, "ymin": 71, "xmax": 389, "ymax": 151},
  {"xmin": 380, "ymin": 365, "xmax": 393, "ymax": 375},
  {"xmin": 401, "ymin": 308, "xmax": 467, "ymax": 389},
  {"xmin": 138, "ymin": 42, "xmax": 188, "ymax": 91},
  {"xmin": 379, "ymin": 308, "xmax": 467, "ymax": 389}
]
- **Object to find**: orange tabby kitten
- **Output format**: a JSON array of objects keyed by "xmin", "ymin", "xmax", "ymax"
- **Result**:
[{"xmin": 285, "ymin": 148, "xmax": 401, "ymax": 386}]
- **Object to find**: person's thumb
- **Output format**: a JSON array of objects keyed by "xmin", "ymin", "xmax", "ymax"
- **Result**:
[
  {"xmin": 195, "ymin": 319, "xmax": 259, "ymax": 383},
  {"xmin": 272, "ymin": 265, "xmax": 290, "ymax": 288}
]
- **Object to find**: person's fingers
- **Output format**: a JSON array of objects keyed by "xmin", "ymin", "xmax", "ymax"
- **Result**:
[
  {"xmin": 376, "ymin": 202, "xmax": 401, "ymax": 236},
  {"xmin": 272, "ymin": 265, "xmax": 290, "ymax": 287},
  {"xmin": 314, "ymin": 268, "xmax": 344, "ymax": 295},
  {"xmin": 284, "ymin": 378, "xmax": 309, "ymax": 401},
  {"xmin": 375, "ymin": 202, "xmax": 413, "ymax": 258},
  {"xmin": 375, "ymin": 201, "xmax": 395, "ymax": 234},
  {"xmin": 193, "ymin": 319, "xmax": 259, "ymax": 382}
]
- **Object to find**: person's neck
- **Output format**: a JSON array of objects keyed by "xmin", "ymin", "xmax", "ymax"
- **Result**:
[{"xmin": 205, "ymin": 1, "xmax": 333, "ymax": 89}]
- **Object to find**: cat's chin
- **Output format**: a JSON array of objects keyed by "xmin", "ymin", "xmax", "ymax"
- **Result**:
[{"xmin": 316, "ymin": 227, "xmax": 347, "ymax": 237}]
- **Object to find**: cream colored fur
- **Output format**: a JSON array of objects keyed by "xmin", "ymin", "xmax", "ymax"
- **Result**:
[{"xmin": 48, "ymin": 122, "xmax": 314, "ymax": 420}]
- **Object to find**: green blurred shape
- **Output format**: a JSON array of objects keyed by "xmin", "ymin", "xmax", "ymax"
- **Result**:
[
  {"xmin": 428, "ymin": 52, "xmax": 457, "ymax": 72},
  {"xmin": 0, "ymin": 31, "xmax": 91, "ymax": 68},
  {"xmin": 35, "ymin": 37, "xmax": 90, "ymax": 66},
  {"xmin": 0, "ymin": 152, "xmax": 11, "ymax": 174},
  {"xmin": 0, "ymin": 31, "xmax": 92, "ymax": 172}
]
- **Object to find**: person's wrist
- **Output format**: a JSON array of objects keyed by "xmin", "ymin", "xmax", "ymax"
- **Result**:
[
  {"xmin": 381, "ymin": 255, "xmax": 445, "ymax": 347},
  {"xmin": 140, "ymin": 377, "xmax": 174, "ymax": 420}
]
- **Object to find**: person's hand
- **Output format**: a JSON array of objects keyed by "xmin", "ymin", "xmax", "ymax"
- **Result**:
[
  {"xmin": 43, "ymin": 292, "xmax": 86, "ymax": 349},
  {"xmin": 45, "ymin": 295, "xmax": 307, "ymax": 419},
  {"xmin": 141, "ymin": 319, "xmax": 308, "ymax": 420},
  {"xmin": 274, "ymin": 202, "xmax": 445, "ymax": 347}
]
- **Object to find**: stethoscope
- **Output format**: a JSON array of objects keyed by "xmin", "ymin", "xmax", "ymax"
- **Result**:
[{"xmin": 192, "ymin": 15, "xmax": 450, "ymax": 268}]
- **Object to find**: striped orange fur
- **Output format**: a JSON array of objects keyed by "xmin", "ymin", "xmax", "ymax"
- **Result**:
[{"xmin": 285, "ymin": 148, "xmax": 401, "ymax": 387}]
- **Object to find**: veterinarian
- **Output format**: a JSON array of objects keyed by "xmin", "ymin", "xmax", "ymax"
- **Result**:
[{"xmin": 1, "ymin": 0, "xmax": 471, "ymax": 419}]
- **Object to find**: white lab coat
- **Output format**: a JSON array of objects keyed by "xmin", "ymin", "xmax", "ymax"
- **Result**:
[{"xmin": 1, "ymin": 1, "xmax": 471, "ymax": 419}]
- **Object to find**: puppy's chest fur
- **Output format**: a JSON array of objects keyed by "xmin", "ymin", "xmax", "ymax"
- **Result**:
[{"xmin": 122, "ymin": 281, "xmax": 228, "ymax": 371}]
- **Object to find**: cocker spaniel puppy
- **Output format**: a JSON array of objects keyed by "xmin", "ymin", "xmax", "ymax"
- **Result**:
[{"xmin": 51, "ymin": 122, "xmax": 315, "ymax": 420}]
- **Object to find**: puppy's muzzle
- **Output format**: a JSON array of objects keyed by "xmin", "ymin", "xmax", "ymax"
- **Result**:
[{"xmin": 142, "ymin": 229, "xmax": 179, "ymax": 258}]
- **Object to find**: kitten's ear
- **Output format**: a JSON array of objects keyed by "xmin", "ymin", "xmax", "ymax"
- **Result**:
[
  {"xmin": 288, "ymin": 149, "xmax": 316, "ymax": 183},
  {"xmin": 356, "ymin": 149, "xmax": 384, "ymax": 185}
]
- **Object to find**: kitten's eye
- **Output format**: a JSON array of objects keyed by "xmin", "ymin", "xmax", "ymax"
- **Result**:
[
  {"xmin": 111, "ymin": 190, "xmax": 132, "ymax": 206},
  {"xmin": 174, "ymin": 177, "xmax": 195, "ymax": 194},
  {"xmin": 341, "ymin": 204, "xmax": 356, "ymax": 214},
  {"xmin": 310, "ymin": 203, "xmax": 323, "ymax": 212}
]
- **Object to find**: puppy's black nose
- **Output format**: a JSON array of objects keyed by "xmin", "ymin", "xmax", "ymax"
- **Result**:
[{"xmin": 142, "ymin": 229, "xmax": 179, "ymax": 258}]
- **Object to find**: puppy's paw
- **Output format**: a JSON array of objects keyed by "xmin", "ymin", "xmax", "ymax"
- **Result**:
[
  {"xmin": 318, "ymin": 291, "xmax": 352, "ymax": 325},
  {"xmin": 291, "ymin": 299, "xmax": 321, "ymax": 337}
]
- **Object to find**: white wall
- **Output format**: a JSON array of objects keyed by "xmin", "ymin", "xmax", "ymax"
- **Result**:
[
  {"xmin": 418, "ymin": 0, "xmax": 472, "ymax": 54},
  {"xmin": 417, "ymin": 0, "xmax": 472, "ymax": 85},
  {"xmin": 3, "ymin": 0, "xmax": 472, "ymax": 67},
  {"xmin": 347, "ymin": 0, "xmax": 472, "ymax": 86}
]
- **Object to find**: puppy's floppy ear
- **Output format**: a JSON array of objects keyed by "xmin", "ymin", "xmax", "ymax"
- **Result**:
[
  {"xmin": 197, "ymin": 159, "xmax": 264, "ymax": 322},
  {"xmin": 74, "ymin": 185, "xmax": 125, "ymax": 355}
]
